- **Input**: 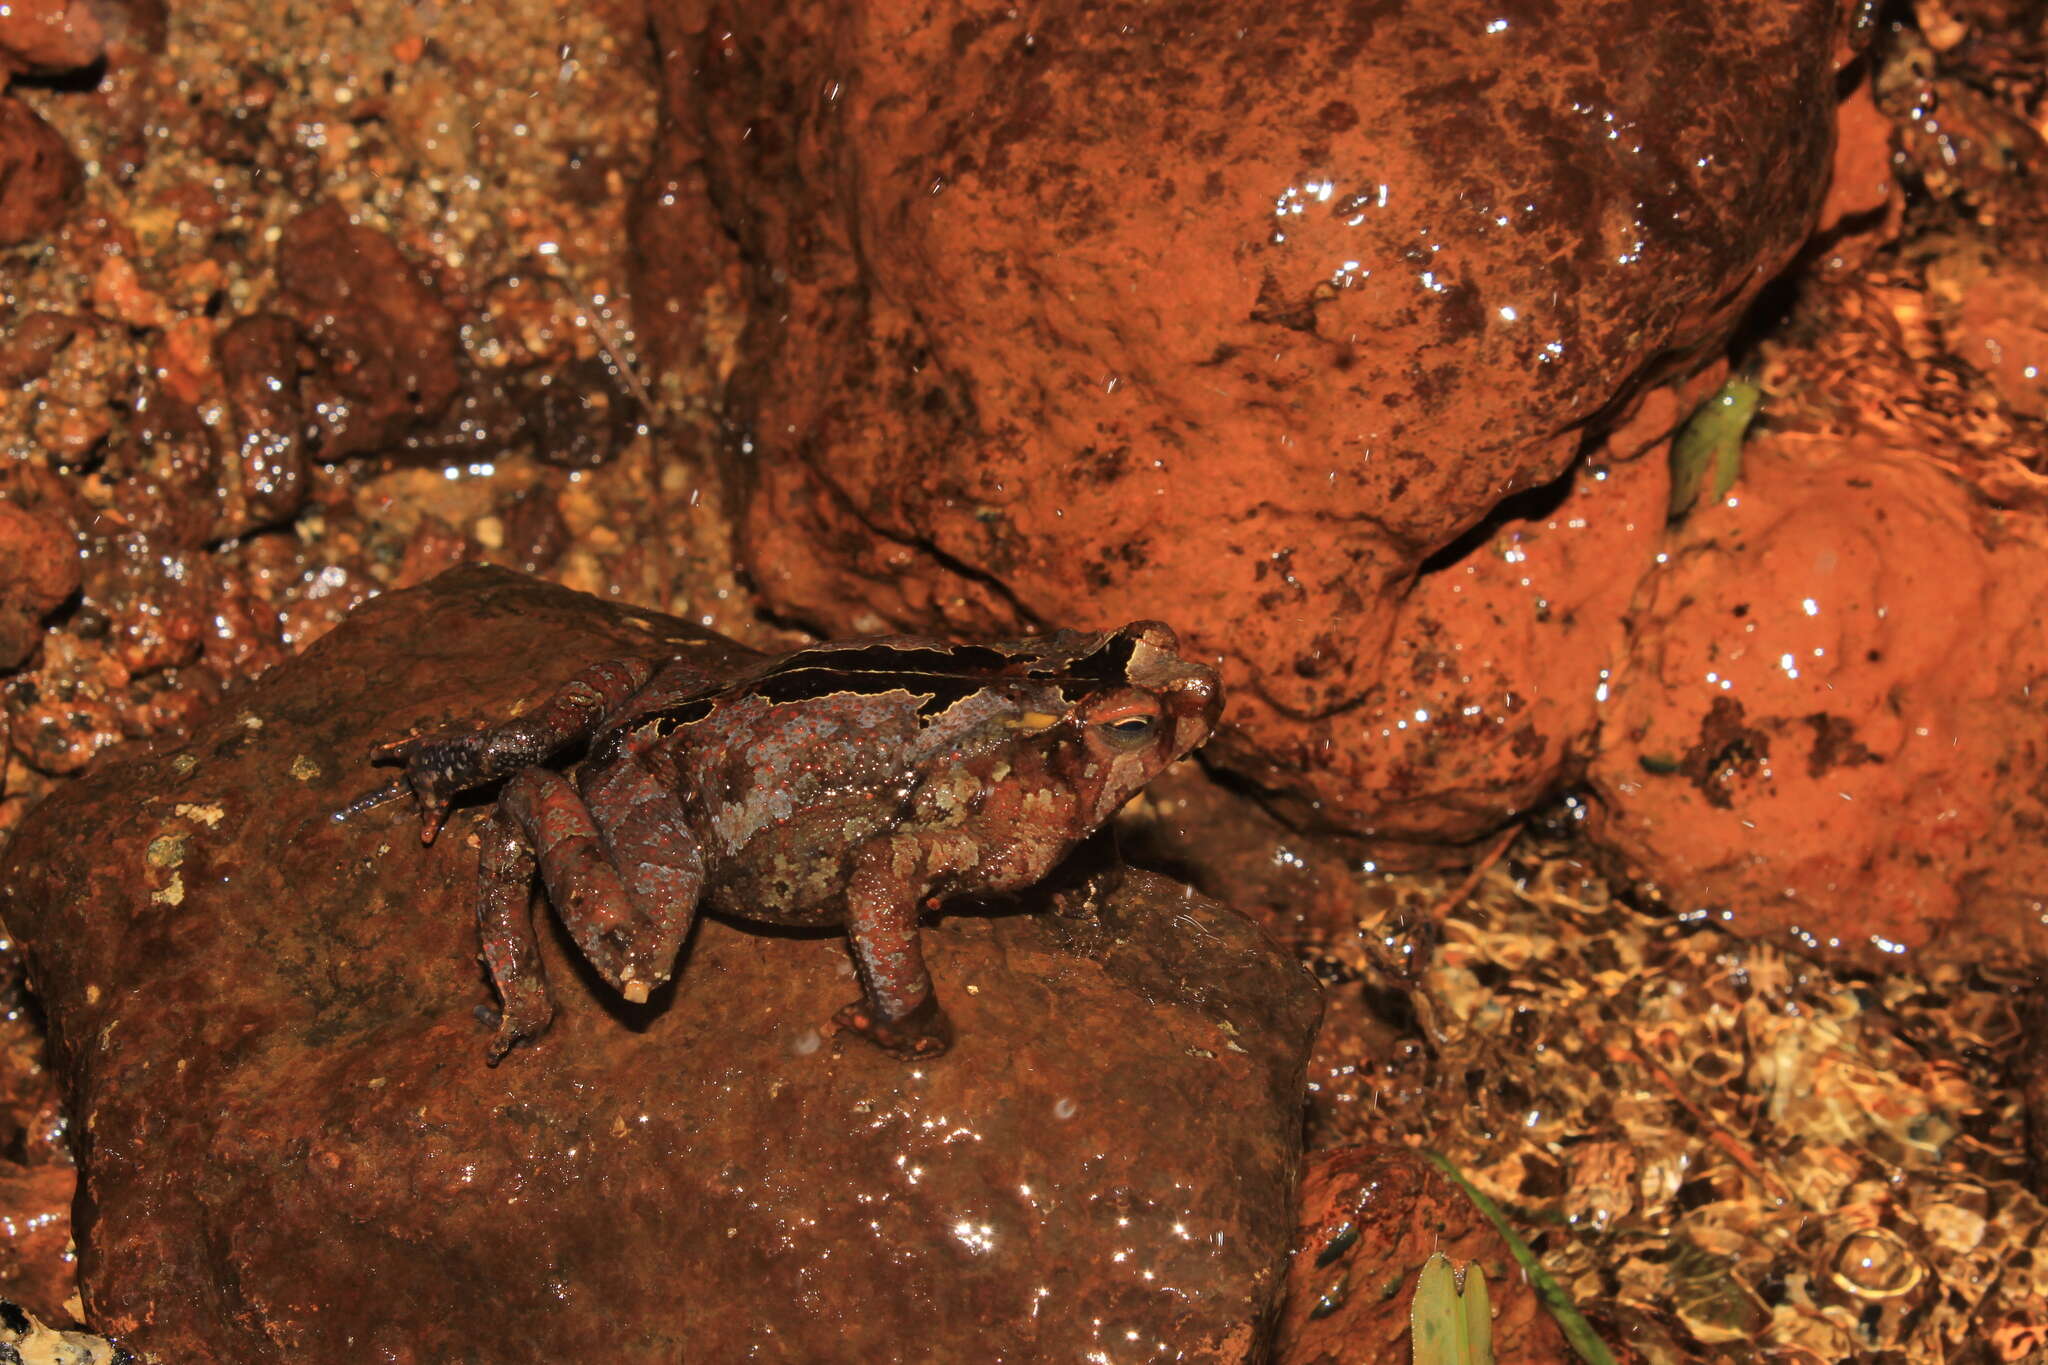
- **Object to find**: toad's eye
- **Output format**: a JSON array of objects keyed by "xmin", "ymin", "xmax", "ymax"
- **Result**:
[{"xmin": 1097, "ymin": 714, "xmax": 1159, "ymax": 749}]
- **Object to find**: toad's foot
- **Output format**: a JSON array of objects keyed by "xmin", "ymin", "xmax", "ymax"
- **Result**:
[
  {"xmin": 475, "ymin": 996, "xmax": 553, "ymax": 1066},
  {"xmin": 371, "ymin": 726, "xmax": 497, "ymax": 843},
  {"xmin": 833, "ymin": 994, "xmax": 954, "ymax": 1060}
]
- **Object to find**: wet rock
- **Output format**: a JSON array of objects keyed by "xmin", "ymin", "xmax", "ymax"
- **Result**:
[
  {"xmin": 1585, "ymin": 434, "xmax": 2048, "ymax": 959},
  {"xmin": 0, "ymin": 314, "xmax": 84, "ymax": 388},
  {"xmin": 0, "ymin": 944, "xmax": 66, "ymax": 1169},
  {"xmin": 75, "ymin": 535, "xmax": 209, "ymax": 679},
  {"xmin": 0, "ymin": 942, "xmax": 74, "ymax": 1324},
  {"xmin": 2, "ymin": 511, "xmax": 236, "ymax": 779},
  {"xmin": 0, "ymin": 97, "xmax": 80, "ymax": 247},
  {"xmin": 520, "ymin": 359, "xmax": 641, "ymax": 470},
  {"xmin": 0, "ymin": 0, "xmax": 103, "ymax": 77},
  {"xmin": 1276, "ymin": 1145, "xmax": 1571, "ymax": 1364},
  {"xmin": 390, "ymin": 513, "xmax": 475, "ymax": 589},
  {"xmin": 1917, "ymin": 231, "xmax": 2048, "ymax": 419},
  {"xmin": 1203, "ymin": 419, "xmax": 1682, "ymax": 849},
  {"xmin": 1807, "ymin": 78, "xmax": 1902, "ymax": 274},
  {"xmin": 0, "ymin": 1163, "xmax": 76, "ymax": 1322},
  {"xmin": 4, "ymin": 634, "xmax": 136, "ymax": 777},
  {"xmin": 494, "ymin": 487, "xmax": 571, "ymax": 575},
  {"xmin": 0, "ymin": 566, "xmax": 1321, "ymax": 1362},
  {"xmin": 8, "ymin": 311, "xmax": 134, "ymax": 468},
  {"xmin": 1879, "ymin": 27, "xmax": 2048, "ymax": 239},
  {"xmin": 0, "ymin": 494, "xmax": 79, "ymax": 673},
  {"xmin": 652, "ymin": 0, "xmax": 1843, "ymax": 839},
  {"xmin": 1120, "ymin": 762, "xmax": 1371, "ymax": 952},
  {"xmin": 275, "ymin": 201, "xmax": 461, "ymax": 460},
  {"xmin": 213, "ymin": 313, "xmax": 311, "ymax": 535},
  {"xmin": 87, "ymin": 0, "xmax": 162, "ymax": 60}
]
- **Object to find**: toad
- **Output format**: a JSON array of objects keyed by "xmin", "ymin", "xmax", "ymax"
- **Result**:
[{"xmin": 359, "ymin": 622, "xmax": 1220, "ymax": 1061}]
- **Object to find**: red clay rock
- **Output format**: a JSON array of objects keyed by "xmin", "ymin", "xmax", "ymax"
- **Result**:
[
  {"xmin": 0, "ymin": 1161, "xmax": 75, "ymax": 1323},
  {"xmin": 275, "ymin": 201, "xmax": 461, "ymax": 459},
  {"xmin": 1276, "ymin": 1144, "xmax": 1571, "ymax": 1365},
  {"xmin": 1919, "ymin": 233, "xmax": 2048, "ymax": 420},
  {"xmin": 0, "ymin": 97, "xmax": 80, "ymax": 247},
  {"xmin": 0, "ymin": 566, "xmax": 1321, "ymax": 1362},
  {"xmin": 0, "ymin": 941, "xmax": 74, "ymax": 1327},
  {"xmin": 1585, "ymin": 433, "xmax": 2048, "ymax": 961},
  {"xmin": 0, "ymin": 492, "xmax": 79, "ymax": 673},
  {"xmin": 648, "ymin": 0, "xmax": 1843, "ymax": 839},
  {"xmin": 1808, "ymin": 77, "xmax": 1901, "ymax": 271},
  {"xmin": 76, "ymin": 535, "xmax": 209, "ymax": 679},
  {"xmin": 0, "ymin": 0, "xmax": 102, "ymax": 77},
  {"xmin": 1206, "ymin": 410, "xmax": 1687, "ymax": 848},
  {"xmin": 212, "ymin": 313, "xmax": 311, "ymax": 535}
]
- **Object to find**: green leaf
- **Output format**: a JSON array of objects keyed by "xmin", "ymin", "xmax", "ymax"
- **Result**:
[
  {"xmin": 1463, "ymin": 1264, "xmax": 1494, "ymax": 1365},
  {"xmin": 1411, "ymin": 1254, "xmax": 1467, "ymax": 1365},
  {"xmin": 1412, "ymin": 1254, "xmax": 1495, "ymax": 1365},
  {"xmin": 1668, "ymin": 377, "xmax": 1763, "ymax": 520},
  {"xmin": 1423, "ymin": 1150, "xmax": 1618, "ymax": 1365}
]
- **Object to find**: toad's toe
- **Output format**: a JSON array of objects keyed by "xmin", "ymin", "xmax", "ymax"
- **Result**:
[{"xmin": 834, "ymin": 995, "xmax": 953, "ymax": 1060}]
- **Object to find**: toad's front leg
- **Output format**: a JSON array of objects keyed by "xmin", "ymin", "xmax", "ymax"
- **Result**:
[
  {"xmin": 373, "ymin": 657, "xmax": 659, "ymax": 841},
  {"xmin": 833, "ymin": 843, "xmax": 954, "ymax": 1060}
]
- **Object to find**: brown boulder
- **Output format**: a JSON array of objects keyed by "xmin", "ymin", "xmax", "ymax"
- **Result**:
[
  {"xmin": 646, "ymin": 0, "xmax": 1844, "ymax": 838},
  {"xmin": 0, "ymin": 566, "xmax": 1322, "ymax": 1361}
]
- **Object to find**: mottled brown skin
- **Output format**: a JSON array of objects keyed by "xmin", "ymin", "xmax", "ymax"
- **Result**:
[{"xmin": 367, "ymin": 622, "xmax": 1220, "ymax": 1061}]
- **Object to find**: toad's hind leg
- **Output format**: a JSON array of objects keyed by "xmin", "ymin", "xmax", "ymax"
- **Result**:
[
  {"xmin": 474, "ymin": 809, "xmax": 553, "ymax": 1063},
  {"xmin": 494, "ymin": 761, "xmax": 703, "ymax": 1010},
  {"xmin": 578, "ymin": 752, "xmax": 705, "ymax": 992}
]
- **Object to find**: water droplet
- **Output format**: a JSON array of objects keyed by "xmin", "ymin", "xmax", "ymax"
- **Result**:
[{"xmin": 1830, "ymin": 1228, "xmax": 1922, "ymax": 1299}]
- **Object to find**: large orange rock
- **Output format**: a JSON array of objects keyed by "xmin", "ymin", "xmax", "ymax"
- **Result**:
[
  {"xmin": 642, "ymin": 0, "xmax": 1846, "ymax": 841},
  {"xmin": 1586, "ymin": 434, "xmax": 2048, "ymax": 960}
]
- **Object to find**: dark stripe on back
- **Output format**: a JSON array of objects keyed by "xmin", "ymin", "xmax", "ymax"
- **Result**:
[
  {"xmin": 762, "ymin": 642, "xmax": 1019, "ymax": 678},
  {"xmin": 748, "ymin": 666, "xmax": 995, "ymax": 718},
  {"xmin": 592, "ymin": 696, "xmax": 719, "ymax": 763},
  {"xmin": 1043, "ymin": 630, "xmax": 1137, "ymax": 683},
  {"xmin": 642, "ymin": 698, "xmax": 717, "ymax": 735},
  {"xmin": 604, "ymin": 636, "xmax": 1139, "ymax": 760}
]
